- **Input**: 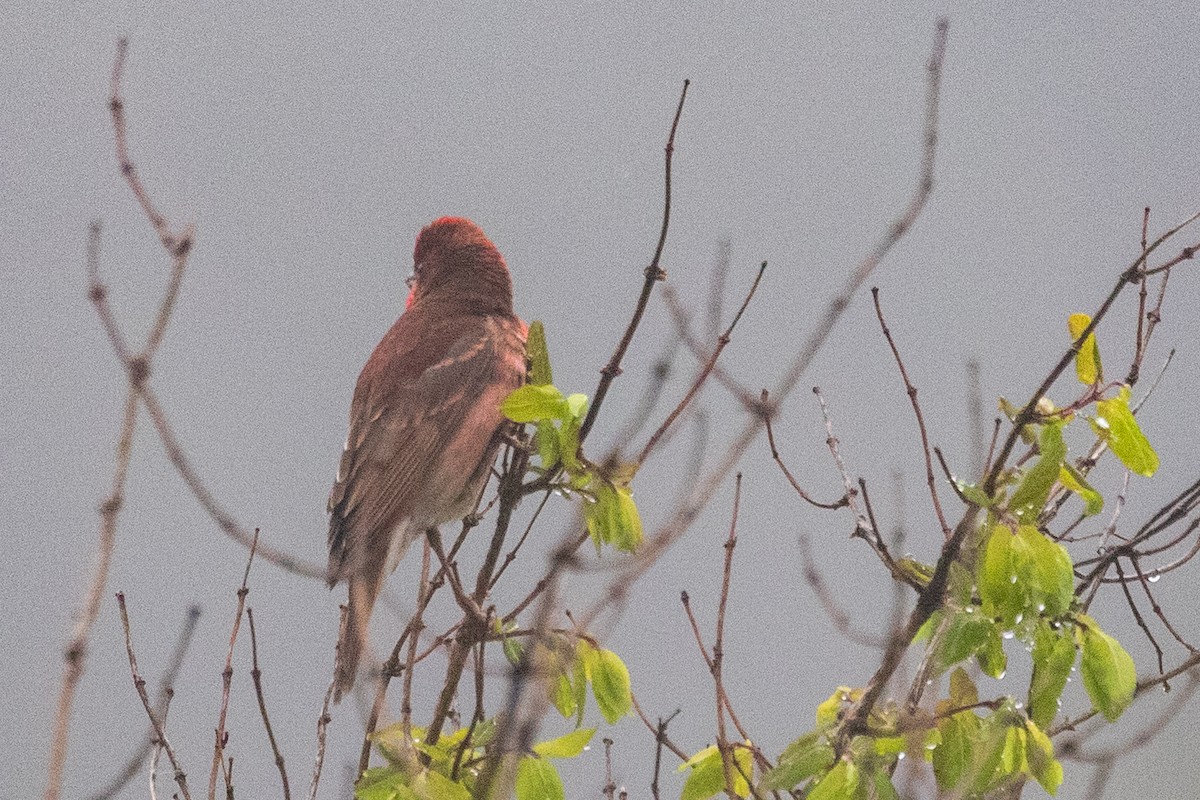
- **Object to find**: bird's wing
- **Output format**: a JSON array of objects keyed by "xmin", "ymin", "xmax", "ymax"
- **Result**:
[{"xmin": 326, "ymin": 311, "xmax": 520, "ymax": 582}]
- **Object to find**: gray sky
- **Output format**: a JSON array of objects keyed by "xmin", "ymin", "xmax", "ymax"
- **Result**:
[{"xmin": 6, "ymin": 2, "xmax": 1200, "ymax": 798}]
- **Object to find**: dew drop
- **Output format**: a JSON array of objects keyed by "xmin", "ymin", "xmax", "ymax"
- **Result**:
[
  {"xmin": 1149, "ymin": 574, "xmax": 1162, "ymax": 583},
  {"xmin": 1014, "ymin": 613, "xmax": 1024, "ymax": 625},
  {"xmin": 1003, "ymin": 631, "xmax": 1015, "ymax": 640},
  {"xmin": 1010, "ymin": 574, "xmax": 1019, "ymax": 584},
  {"xmin": 897, "ymin": 752, "xmax": 906, "ymax": 761},
  {"xmin": 1036, "ymin": 603, "xmax": 1046, "ymax": 613},
  {"xmin": 996, "ymin": 670, "xmax": 1007, "ymax": 679}
]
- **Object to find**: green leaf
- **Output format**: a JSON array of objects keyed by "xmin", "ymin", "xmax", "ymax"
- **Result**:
[
  {"xmin": 678, "ymin": 743, "xmax": 750, "ymax": 800},
  {"xmin": 1093, "ymin": 386, "xmax": 1158, "ymax": 477},
  {"xmin": 932, "ymin": 713, "xmax": 976, "ymax": 791},
  {"xmin": 1020, "ymin": 524, "xmax": 1075, "ymax": 618},
  {"xmin": 534, "ymin": 727, "xmax": 596, "ymax": 759},
  {"xmin": 807, "ymin": 760, "xmax": 859, "ymax": 800},
  {"xmin": 573, "ymin": 640, "xmax": 589, "ymax": 727},
  {"xmin": 872, "ymin": 736, "xmax": 907, "ymax": 756},
  {"xmin": 816, "ymin": 687, "xmax": 856, "ymax": 728},
  {"xmin": 954, "ymin": 479, "xmax": 996, "ymax": 508},
  {"xmin": 584, "ymin": 482, "xmax": 643, "ymax": 553},
  {"xmin": 896, "ymin": 557, "xmax": 935, "ymax": 590},
  {"xmin": 515, "ymin": 756, "xmax": 564, "ymax": 800},
  {"xmin": 535, "ymin": 420, "xmax": 561, "ymax": 466},
  {"xmin": 1008, "ymin": 422, "xmax": 1067, "ymax": 520},
  {"xmin": 975, "ymin": 623, "xmax": 1007, "ymax": 679},
  {"xmin": 590, "ymin": 647, "xmax": 632, "ymax": 723},
  {"xmin": 1028, "ymin": 622, "xmax": 1077, "ymax": 728},
  {"xmin": 731, "ymin": 745, "xmax": 753, "ymax": 798},
  {"xmin": 526, "ymin": 321, "xmax": 552, "ymax": 386},
  {"xmin": 912, "ymin": 609, "xmax": 943, "ymax": 644},
  {"xmin": 967, "ymin": 715, "xmax": 1013, "ymax": 795},
  {"xmin": 1068, "ymin": 313, "xmax": 1102, "ymax": 385},
  {"xmin": 934, "ymin": 610, "xmax": 993, "ymax": 674},
  {"xmin": 552, "ymin": 670, "xmax": 576, "ymax": 719},
  {"xmin": 502, "ymin": 635, "xmax": 524, "ymax": 666},
  {"xmin": 868, "ymin": 768, "xmax": 901, "ymax": 800},
  {"xmin": 557, "ymin": 415, "xmax": 582, "ymax": 472},
  {"xmin": 413, "ymin": 769, "xmax": 470, "ymax": 800},
  {"xmin": 1058, "ymin": 463, "xmax": 1104, "ymax": 516},
  {"xmin": 679, "ymin": 746, "xmax": 723, "ymax": 800},
  {"xmin": 761, "ymin": 732, "xmax": 834, "ymax": 791},
  {"xmin": 978, "ymin": 523, "xmax": 1029, "ymax": 627},
  {"xmin": 356, "ymin": 767, "xmax": 415, "ymax": 800},
  {"xmin": 1024, "ymin": 719, "xmax": 1063, "ymax": 795},
  {"xmin": 978, "ymin": 523, "xmax": 1074, "ymax": 627},
  {"xmin": 502, "ymin": 384, "xmax": 567, "ymax": 423},
  {"xmin": 1077, "ymin": 615, "xmax": 1137, "ymax": 720},
  {"xmin": 565, "ymin": 393, "xmax": 589, "ymax": 420}
]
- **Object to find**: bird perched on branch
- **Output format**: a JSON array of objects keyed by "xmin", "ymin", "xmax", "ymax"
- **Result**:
[{"xmin": 326, "ymin": 217, "xmax": 527, "ymax": 700}]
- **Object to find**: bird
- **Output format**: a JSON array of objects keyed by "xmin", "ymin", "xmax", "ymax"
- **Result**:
[{"xmin": 326, "ymin": 216, "xmax": 527, "ymax": 700}]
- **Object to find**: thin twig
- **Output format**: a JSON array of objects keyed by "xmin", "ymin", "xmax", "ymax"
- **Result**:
[
  {"xmin": 763, "ymin": 394, "xmax": 849, "ymax": 510},
  {"xmin": 579, "ymin": 79, "xmax": 690, "ymax": 443},
  {"xmin": 92, "ymin": 605, "xmax": 202, "ymax": 800},
  {"xmin": 309, "ymin": 606, "xmax": 347, "ymax": 800},
  {"xmin": 639, "ymin": 263, "xmax": 767, "ymax": 463},
  {"xmin": 116, "ymin": 593, "xmax": 192, "ymax": 800},
  {"xmin": 872, "ymin": 287, "xmax": 952, "ymax": 539},
  {"xmin": 209, "ymin": 531, "xmax": 260, "ymax": 800},
  {"xmin": 247, "ymin": 608, "xmax": 291, "ymax": 800}
]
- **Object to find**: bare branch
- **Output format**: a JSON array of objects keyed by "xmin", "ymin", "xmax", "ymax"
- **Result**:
[
  {"xmin": 116, "ymin": 593, "xmax": 193, "ymax": 800},
  {"xmin": 579, "ymin": 79, "xmax": 690, "ymax": 443}
]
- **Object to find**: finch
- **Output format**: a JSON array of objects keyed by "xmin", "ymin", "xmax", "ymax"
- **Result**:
[{"xmin": 326, "ymin": 217, "xmax": 527, "ymax": 700}]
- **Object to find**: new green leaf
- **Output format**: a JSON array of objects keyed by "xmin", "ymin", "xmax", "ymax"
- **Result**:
[
  {"xmin": 526, "ymin": 321, "xmax": 552, "ymax": 386},
  {"xmin": 534, "ymin": 727, "xmax": 595, "ymax": 758},
  {"xmin": 1093, "ymin": 387, "xmax": 1158, "ymax": 477},
  {"xmin": 761, "ymin": 732, "xmax": 833, "ymax": 791},
  {"xmin": 1077, "ymin": 615, "xmax": 1137, "ymax": 720},
  {"xmin": 1028, "ymin": 622, "xmax": 1077, "ymax": 728},
  {"xmin": 502, "ymin": 384, "xmax": 567, "ymax": 423},
  {"xmin": 1068, "ymin": 313, "xmax": 1101, "ymax": 385},
  {"xmin": 590, "ymin": 647, "xmax": 632, "ymax": 723},
  {"xmin": 515, "ymin": 756, "xmax": 564, "ymax": 800}
]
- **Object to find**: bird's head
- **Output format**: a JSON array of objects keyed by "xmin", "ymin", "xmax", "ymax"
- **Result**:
[{"xmin": 406, "ymin": 217, "xmax": 514, "ymax": 315}]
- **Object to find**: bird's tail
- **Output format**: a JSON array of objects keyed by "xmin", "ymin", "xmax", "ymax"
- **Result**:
[{"xmin": 333, "ymin": 575, "xmax": 381, "ymax": 703}]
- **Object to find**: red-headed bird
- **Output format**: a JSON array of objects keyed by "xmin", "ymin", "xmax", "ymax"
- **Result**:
[{"xmin": 327, "ymin": 217, "xmax": 527, "ymax": 700}]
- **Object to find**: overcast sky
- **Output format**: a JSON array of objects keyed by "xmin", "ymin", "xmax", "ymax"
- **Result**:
[{"xmin": 6, "ymin": 3, "xmax": 1200, "ymax": 799}]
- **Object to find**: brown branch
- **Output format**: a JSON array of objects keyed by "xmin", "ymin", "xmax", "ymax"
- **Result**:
[
  {"xmin": 1114, "ymin": 560, "xmax": 1165, "ymax": 676},
  {"xmin": 763, "ymin": 391, "xmax": 849, "ymax": 510},
  {"xmin": 872, "ymin": 287, "xmax": 952, "ymax": 539},
  {"xmin": 639, "ymin": 262, "xmax": 767, "ymax": 464},
  {"xmin": 91, "ymin": 605, "xmax": 202, "ymax": 800},
  {"xmin": 116, "ymin": 592, "xmax": 193, "ymax": 800},
  {"xmin": 579, "ymin": 79, "xmax": 690, "ymax": 443},
  {"xmin": 46, "ymin": 302, "xmax": 138, "ymax": 800},
  {"xmin": 603, "ymin": 738, "xmax": 617, "ymax": 800},
  {"xmin": 983, "ymin": 208, "xmax": 1200, "ymax": 497},
  {"xmin": 308, "ymin": 606, "xmax": 346, "ymax": 800},
  {"xmin": 246, "ymin": 608, "xmax": 291, "ymax": 800},
  {"xmin": 208, "ymin": 531, "xmax": 259, "ymax": 800},
  {"xmin": 660, "ymin": 284, "xmax": 759, "ymax": 409},
  {"xmin": 576, "ymin": 17, "xmax": 949, "ymax": 690}
]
